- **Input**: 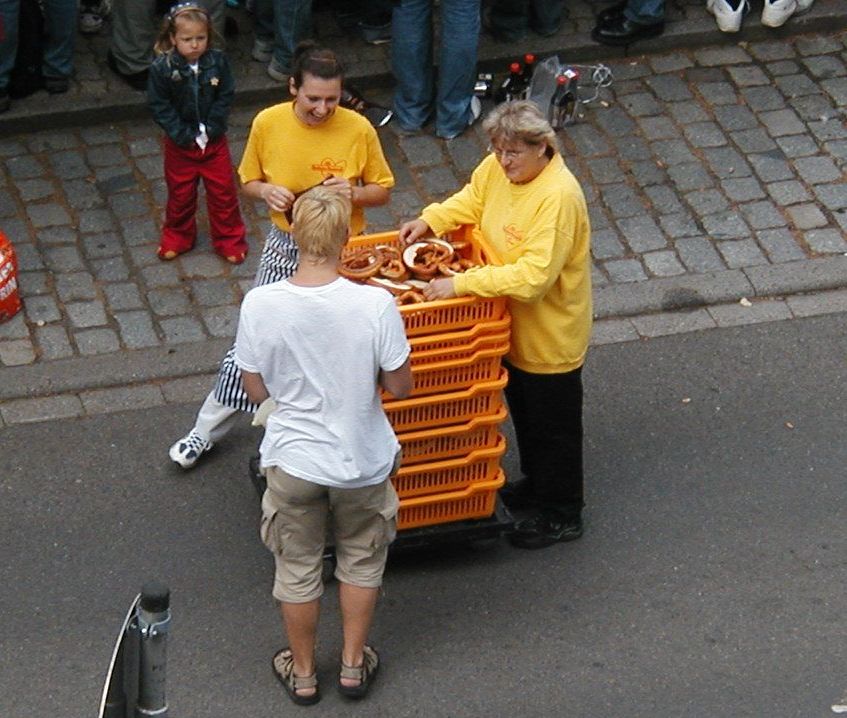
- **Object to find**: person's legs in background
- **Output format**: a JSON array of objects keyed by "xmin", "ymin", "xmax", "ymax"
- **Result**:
[
  {"xmin": 40, "ymin": 0, "xmax": 77, "ymax": 93},
  {"xmin": 486, "ymin": 0, "xmax": 528, "ymax": 42},
  {"xmin": 433, "ymin": 0, "xmax": 480, "ymax": 139},
  {"xmin": 391, "ymin": 0, "xmax": 435, "ymax": 133},
  {"xmin": 267, "ymin": 0, "xmax": 312, "ymax": 81},
  {"xmin": 592, "ymin": 0, "xmax": 664, "ymax": 45},
  {"xmin": 108, "ymin": 0, "xmax": 157, "ymax": 87},
  {"xmin": 251, "ymin": 0, "xmax": 275, "ymax": 61},
  {"xmin": 0, "ymin": 0, "xmax": 21, "ymax": 112},
  {"xmin": 529, "ymin": 0, "xmax": 564, "ymax": 36},
  {"xmin": 624, "ymin": 0, "xmax": 664, "ymax": 24}
]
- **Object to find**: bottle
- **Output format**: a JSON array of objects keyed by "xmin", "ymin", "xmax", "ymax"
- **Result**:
[
  {"xmin": 549, "ymin": 68, "xmax": 580, "ymax": 129},
  {"xmin": 496, "ymin": 62, "xmax": 526, "ymax": 103},
  {"xmin": 520, "ymin": 53, "xmax": 536, "ymax": 98}
]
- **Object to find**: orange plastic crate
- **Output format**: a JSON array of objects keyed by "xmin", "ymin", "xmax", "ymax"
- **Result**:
[
  {"xmin": 383, "ymin": 369, "xmax": 508, "ymax": 433},
  {"xmin": 345, "ymin": 227, "xmax": 507, "ymax": 337},
  {"xmin": 388, "ymin": 345, "xmax": 507, "ymax": 399},
  {"xmin": 392, "ymin": 435, "xmax": 506, "ymax": 498},
  {"xmin": 397, "ymin": 405, "xmax": 508, "ymax": 465},
  {"xmin": 409, "ymin": 318, "xmax": 511, "ymax": 362},
  {"xmin": 397, "ymin": 472, "xmax": 506, "ymax": 530}
]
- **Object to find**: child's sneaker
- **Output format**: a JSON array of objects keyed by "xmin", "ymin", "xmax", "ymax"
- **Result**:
[
  {"xmin": 79, "ymin": 0, "xmax": 111, "ymax": 35},
  {"xmin": 169, "ymin": 429, "xmax": 213, "ymax": 469}
]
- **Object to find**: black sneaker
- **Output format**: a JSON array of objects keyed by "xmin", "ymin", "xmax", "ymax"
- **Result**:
[
  {"xmin": 509, "ymin": 509, "xmax": 583, "ymax": 549},
  {"xmin": 498, "ymin": 477, "xmax": 539, "ymax": 510}
]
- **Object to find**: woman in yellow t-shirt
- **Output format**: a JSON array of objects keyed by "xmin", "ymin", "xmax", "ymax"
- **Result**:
[
  {"xmin": 399, "ymin": 100, "xmax": 592, "ymax": 550},
  {"xmin": 169, "ymin": 41, "xmax": 394, "ymax": 470}
]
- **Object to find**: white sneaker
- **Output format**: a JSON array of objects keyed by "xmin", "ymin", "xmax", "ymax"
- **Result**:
[
  {"xmin": 794, "ymin": 0, "xmax": 814, "ymax": 12},
  {"xmin": 761, "ymin": 0, "xmax": 797, "ymax": 27},
  {"xmin": 169, "ymin": 429, "xmax": 213, "ymax": 469},
  {"xmin": 706, "ymin": 0, "xmax": 749, "ymax": 32}
]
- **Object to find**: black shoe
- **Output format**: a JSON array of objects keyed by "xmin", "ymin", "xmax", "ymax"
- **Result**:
[
  {"xmin": 591, "ymin": 16, "xmax": 664, "ymax": 46},
  {"xmin": 107, "ymin": 50, "xmax": 149, "ymax": 91},
  {"xmin": 509, "ymin": 510, "xmax": 583, "ymax": 549},
  {"xmin": 499, "ymin": 477, "xmax": 540, "ymax": 511},
  {"xmin": 596, "ymin": 1, "xmax": 627, "ymax": 24}
]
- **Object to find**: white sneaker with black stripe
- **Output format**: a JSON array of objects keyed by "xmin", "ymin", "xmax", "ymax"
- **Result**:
[
  {"xmin": 169, "ymin": 429, "xmax": 213, "ymax": 469},
  {"xmin": 761, "ymin": 0, "xmax": 797, "ymax": 27}
]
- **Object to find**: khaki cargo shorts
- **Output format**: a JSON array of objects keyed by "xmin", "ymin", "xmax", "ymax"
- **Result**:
[{"xmin": 260, "ymin": 466, "xmax": 400, "ymax": 604}]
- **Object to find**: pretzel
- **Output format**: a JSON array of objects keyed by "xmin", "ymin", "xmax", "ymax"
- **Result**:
[
  {"xmin": 339, "ymin": 247, "xmax": 383, "ymax": 280},
  {"xmin": 410, "ymin": 242, "xmax": 455, "ymax": 280},
  {"xmin": 396, "ymin": 290, "xmax": 426, "ymax": 305}
]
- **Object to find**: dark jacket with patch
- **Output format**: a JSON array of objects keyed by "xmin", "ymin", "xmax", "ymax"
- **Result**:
[{"xmin": 147, "ymin": 48, "xmax": 234, "ymax": 148}]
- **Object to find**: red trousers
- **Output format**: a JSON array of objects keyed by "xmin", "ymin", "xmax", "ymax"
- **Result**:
[{"xmin": 161, "ymin": 135, "xmax": 248, "ymax": 257}]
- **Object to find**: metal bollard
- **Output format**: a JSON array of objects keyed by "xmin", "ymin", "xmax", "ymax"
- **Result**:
[{"xmin": 135, "ymin": 582, "xmax": 171, "ymax": 718}]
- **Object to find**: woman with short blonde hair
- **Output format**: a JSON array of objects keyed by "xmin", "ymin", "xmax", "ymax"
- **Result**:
[{"xmin": 482, "ymin": 100, "xmax": 561, "ymax": 157}]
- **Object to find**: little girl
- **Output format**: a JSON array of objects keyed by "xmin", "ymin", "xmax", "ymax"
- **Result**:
[{"xmin": 148, "ymin": 2, "xmax": 248, "ymax": 263}]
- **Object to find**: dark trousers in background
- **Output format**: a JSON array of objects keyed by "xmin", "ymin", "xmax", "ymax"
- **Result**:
[
  {"xmin": 503, "ymin": 360, "xmax": 584, "ymax": 518},
  {"xmin": 161, "ymin": 135, "xmax": 247, "ymax": 258},
  {"xmin": 487, "ymin": 0, "xmax": 565, "ymax": 41}
]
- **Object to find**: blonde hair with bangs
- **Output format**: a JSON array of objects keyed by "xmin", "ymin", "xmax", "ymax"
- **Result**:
[
  {"xmin": 291, "ymin": 187, "xmax": 352, "ymax": 259},
  {"xmin": 482, "ymin": 100, "xmax": 560, "ymax": 157}
]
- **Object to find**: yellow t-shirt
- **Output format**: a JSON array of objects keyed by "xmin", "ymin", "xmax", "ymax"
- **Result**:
[
  {"xmin": 238, "ymin": 103, "xmax": 394, "ymax": 235},
  {"xmin": 421, "ymin": 153, "xmax": 592, "ymax": 374}
]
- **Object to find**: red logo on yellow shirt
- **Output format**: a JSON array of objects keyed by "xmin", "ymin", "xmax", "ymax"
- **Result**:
[
  {"xmin": 503, "ymin": 224, "xmax": 524, "ymax": 248},
  {"xmin": 311, "ymin": 158, "xmax": 347, "ymax": 174}
]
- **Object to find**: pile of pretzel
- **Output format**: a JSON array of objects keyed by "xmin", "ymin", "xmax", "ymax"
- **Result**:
[{"xmin": 340, "ymin": 240, "xmax": 477, "ymax": 305}]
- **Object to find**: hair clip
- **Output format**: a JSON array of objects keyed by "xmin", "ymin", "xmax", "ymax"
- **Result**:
[{"xmin": 168, "ymin": 1, "xmax": 208, "ymax": 20}]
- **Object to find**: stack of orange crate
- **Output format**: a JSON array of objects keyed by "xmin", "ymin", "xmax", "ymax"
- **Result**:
[{"xmin": 343, "ymin": 226, "xmax": 511, "ymax": 531}]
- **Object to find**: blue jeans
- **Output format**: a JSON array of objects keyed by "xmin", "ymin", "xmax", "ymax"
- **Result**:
[
  {"xmin": 253, "ymin": 0, "xmax": 313, "ymax": 71},
  {"xmin": 624, "ymin": 0, "xmax": 665, "ymax": 24},
  {"xmin": 391, "ymin": 0, "xmax": 481, "ymax": 139},
  {"xmin": 488, "ymin": 0, "xmax": 565, "ymax": 40},
  {"xmin": 0, "ymin": 0, "xmax": 77, "ymax": 88}
]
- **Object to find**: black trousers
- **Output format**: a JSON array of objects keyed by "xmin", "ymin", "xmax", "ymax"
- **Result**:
[{"xmin": 503, "ymin": 361, "xmax": 584, "ymax": 518}]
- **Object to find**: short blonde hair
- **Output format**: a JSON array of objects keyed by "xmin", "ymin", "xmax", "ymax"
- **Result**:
[
  {"xmin": 482, "ymin": 100, "xmax": 560, "ymax": 156},
  {"xmin": 291, "ymin": 187, "xmax": 352, "ymax": 259}
]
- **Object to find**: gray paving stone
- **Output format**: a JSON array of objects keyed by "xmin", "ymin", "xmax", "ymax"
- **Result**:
[
  {"xmin": 805, "ymin": 228, "xmax": 847, "ymax": 254},
  {"xmin": 0, "ymin": 139, "xmax": 27, "ymax": 157},
  {"xmin": 43, "ymin": 245, "xmax": 84, "ymax": 272},
  {"xmin": 80, "ymin": 126, "xmax": 122, "ymax": 145},
  {"xmin": 591, "ymin": 263, "xmax": 609, "ymax": 288},
  {"xmin": 74, "ymin": 327, "xmax": 120, "ymax": 355},
  {"xmin": 756, "ymin": 228, "xmax": 807, "ymax": 263},
  {"xmin": 26, "ymin": 202, "xmax": 72, "ymax": 228},
  {"xmin": 103, "ymin": 282, "xmax": 144, "ymax": 310},
  {"xmin": 675, "ymin": 237, "xmax": 725, "ymax": 273},
  {"xmin": 802, "ymin": 55, "xmax": 847, "ymax": 80},
  {"xmin": 0, "ymin": 188, "xmax": 16, "ymax": 217},
  {"xmin": 788, "ymin": 93, "xmax": 838, "ymax": 121},
  {"xmin": 695, "ymin": 82, "xmax": 738, "ymax": 106},
  {"xmin": 78, "ymin": 208, "xmax": 117, "ymax": 233},
  {"xmin": 18, "ymin": 271, "xmax": 50, "ymax": 297},
  {"xmin": 55, "ymin": 272, "xmax": 97, "ymax": 301},
  {"xmin": 702, "ymin": 212, "xmax": 751, "ymax": 240},
  {"xmin": 659, "ymin": 212, "xmax": 700, "ymax": 238},
  {"xmin": 141, "ymin": 263, "xmax": 181, "ymax": 288},
  {"xmin": 24, "ymin": 295, "xmax": 61, "ymax": 323},
  {"xmin": 630, "ymin": 308, "xmax": 715, "ymax": 337},
  {"xmin": 812, "ymin": 182, "xmax": 847, "ymax": 210},
  {"xmin": 793, "ymin": 155, "xmax": 843, "ymax": 184},
  {"xmin": 202, "ymin": 306, "xmax": 240, "ymax": 338},
  {"xmin": 148, "ymin": 288, "xmax": 191, "ymax": 316},
  {"xmin": 63, "ymin": 178, "xmax": 105, "ymax": 209},
  {"xmin": 795, "ymin": 35, "xmax": 844, "ymax": 56},
  {"xmin": 589, "ymin": 318, "xmax": 639, "ymax": 345},
  {"xmin": 694, "ymin": 45, "xmax": 752, "ymax": 66},
  {"xmin": 707, "ymin": 299, "xmax": 792, "ymax": 327},
  {"xmin": 684, "ymin": 68, "xmax": 725, "ymax": 84},
  {"xmin": 786, "ymin": 289, "xmax": 847, "ymax": 318},
  {"xmin": 749, "ymin": 152, "xmax": 794, "ymax": 182},
  {"xmin": 717, "ymin": 239, "xmax": 768, "ymax": 268},
  {"xmin": 97, "ymin": 172, "xmax": 139, "ymax": 195},
  {"xmin": 398, "ymin": 134, "xmax": 444, "ymax": 167},
  {"xmin": 37, "ymin": 225, "xmax": 78, "ymax": 245},
  {"xmin": 49, "ymin": 150, "xmax": 90, "ymax": 179},
  {"xmin": 80, "ymin": 384, "xmax": 165, "ymax": 414},
  {"xmin": 667, "ymin": 163, "xmax": 714, "ymax": 192},
  {"xmin": 161, "ymin": 373, "xmax": 218, "ymax": 404},
  {"xmin": 5, "ymin": 155, "xmax": 45, "ymax": 179},
  {"xmin": 649, "ymin": 55, "xmax": 694, "ymax": 73},
  {"xmin": 703, "ymin": 147, "xmax": 751, "ymax": 179},
  {"xmin": 16, "ymin": 179, "xmax": 54, "ymax": 202},
  {"xmin": 82, "ymin": 233, "xmax": 121, "ymax": 259},
  {"xmin": 420, "ymin": 165, "xmax": 461, "ymax": 199},
  {"xmin": 445, "ymin": 134, "xmax": 483, "ymax": 175},
  {"xmin": 652, "ymin": 139, "xmax": 697, "ymax": 166},
  {"xmin": 178, "ymin": 253, "xmax": 225, "ymax": 278},
  {"xmin": 92, "ymin": 257, "xmax": 130, "ymax": 282},
  {"xmin": 86, "ymin": 144, "xmax": 126, "ymax": 168},
  {"xmin": 603, "ymin": 258, "xmax": 647, "ymax": 283},
  {"xmin": 758, "ymin": 108, "xmax": 806, "ymax": 137},
  {"xmin": 628, "ymin": 160, "xmax": 667, "ymax": 187},
  {"xmin": 726, "ymin": 65, "xmax": 769, "ymax": 87},
  {"xmin": 26, "ymin": 132, "xmax": 78, "ymax": 152},
  {"xmin": 134, "ymin": 155, "xmax": 165, "ymax": 180},
  {"xmin": 602, "ymin": 183, "xmax": 644, "ymax": 218},
  {"xmin": 637, "ymin": 116, "xmax": 677, "ymax": 141},
  {"xmin": 189, "ymin": 279, "xmax": 238, "ymax": 307},
  {"xmin": 643, "ymin": 250, "xmax": 685, "ymax": 277},
  {"xmin": 13, "ymin": 243, "xmax": 44, "ymax": 271},
  {"xmin": 741, "ymin": 86, "xmax": 785, "ymax": 112},
  {"xmin": 115, "ymin": 311, "xmax": 160, "ymax": 348},
  {"xmin": 776, "ymin": 74, "xmax": 821, "ymax": 98},
  {"xmin": 607, "ymin": 61, "xmax": 651, "ymax": 81},
  {"xmin": 596, "ymin": 106, "xmax": 637, "ymax": 137},
  {"xmin": 108, "ymin": 190, "xmax": 152, "ymax": 218},
  {"xmin": 590, "ymin": 229, "xmax": 626, "ymax": 259},
  {"xmin": 720, "ymin": 177, "xmax": 766, "ymax": 202},
  {"xmin": 588, "ymin": 207, "xmax": 611, "ymax": 230},
  {"xmin": 612, "ymin": 136, "xmax": 651, "ymax": 162},
  {"xmin": 766, "ymin": 180, "xmax": 812, "ymax": 205},
  {"xmin": 786, "ymin": 203, "xmax": 829, "ymax": 230},
  {"xmin": 0, "ymin": 340, "xmax": 36, "ymax": 366},
  {"xmin": 120, "ymin": 217, "xmax": 158, "ymax": 247},
  {"xmin": 731, "ymin": 129, "xmax": 778, "ymax": 154},
  {"xmin": 747, "ymin": 41, "xmax": 796, "ymax": 62},
  {"xmin": 67, "ymin": 301, "xmax": 108, "ymax": 328},
  {"xmin": 683, "ymin": 121, "xmax": 727, "ymax": 148},
  {"xmin": 0, "ymin": 313, "xmax": 28, "ymax": 339},
  {"xmin": 619, "ymin": 92, "xmax": 662, "ymax": 117},
  {"xmin": 808, "ymin": 118, "xmax": 847, "ymax": 141},
  {"xmin": 685, "ymin": 189, "xmax": 729, "ymax": 217},
  {"xmin": 587, "ymin": 158, "xmax": 623, "ymax": 184},
  {"xmin": 159, "ymin": 316, "xmax": 207, "ymax": 344},
  {"xmin": 745, "ymin": 256, "xmax": 847, "ymax": 296},
  {"xmin": 740, "ymin": 200, "xmax": 787, "ymax": 230},
  {"xmin": 666, "ymin": 101, "xmax": 709, "ymax": 124},
  {"xmin": 644, "ymin": 185, "xmax": 684, "ymax": 215},
  {"xmin": 775, "ymin": 135, "xmax": 820, "ymax": 158},
  {"xmin": 713, "ymin": 105, "xmax": 758, "ymax": 132},
  {"xmin": 565, "ymin": 123, "xmax": 609, "ymax": 157},
  {"xmin": 0, "ymin": 395, "xmax": 84, "ymax": 424},
  {"xmin": 128, "ymin": 137, "xmax": 161, "ymax": 157},
  {"xmin": 646, "ymin": 75, "xmax": 693, "ymax": 101},
  {"xmin": 820, "ymin": 77, "xmax": 847, "ymax": 106},
  {"xmin": 766, "ymin": 59, "xmax": 800, "ymax": 76}
]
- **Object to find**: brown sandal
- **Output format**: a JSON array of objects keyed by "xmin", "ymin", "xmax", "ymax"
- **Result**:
[
  {"xmin": 272, "ymin": 648, "xmax": 320, "ymax": 706},
  {"xmin": 338, "ymin": 645, "xmax": 380, "ymax": 699}
]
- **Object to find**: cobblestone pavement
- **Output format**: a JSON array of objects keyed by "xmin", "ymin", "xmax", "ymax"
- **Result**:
[{"xmin": 2, "ymin": 26, "xmax": 847, "ymax": 426}]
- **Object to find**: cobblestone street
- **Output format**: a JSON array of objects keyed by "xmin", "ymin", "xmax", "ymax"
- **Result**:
[{"xmin": 1, "ymin": 21, "xmax": 847, "ymax": 426}]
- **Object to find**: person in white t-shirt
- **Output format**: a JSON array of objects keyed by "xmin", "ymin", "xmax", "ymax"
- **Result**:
[{"xmin": 235, "ymin": 187, "xmax": 412, "ymax": 706}]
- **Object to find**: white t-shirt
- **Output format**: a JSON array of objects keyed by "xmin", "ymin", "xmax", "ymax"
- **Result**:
[{"xmin": 235, "ymin": 277, "xmax": 410, "ymax": 488}]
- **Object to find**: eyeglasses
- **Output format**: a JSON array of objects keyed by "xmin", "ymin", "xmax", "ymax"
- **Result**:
[{"xmin": 487, "ymin": 144, "xmax": 531, "ymax": 161}]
